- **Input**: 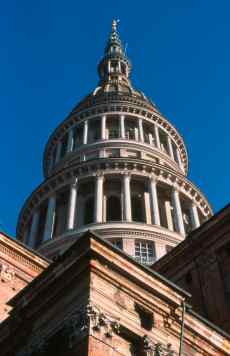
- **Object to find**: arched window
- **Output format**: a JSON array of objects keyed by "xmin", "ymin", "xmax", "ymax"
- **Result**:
[
  {"xmin": 84, "ymin": 196, "xmax": 94, "ymax": 225},
  {"xmin": 131, "ymin": 194, "xmax": 146, "ymax": 223},
  {"xmin": 106, "ymin": 195, "xmax": 121, "ymax": 221}
]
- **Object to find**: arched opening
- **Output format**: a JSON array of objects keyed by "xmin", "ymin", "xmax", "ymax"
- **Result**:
[
  {"xmin": 84, "ymin": 196, "xmax": 94, "ymax": 225},
  {"xmin": 131, "ymin": 194, "xmax": 146, "ymax": 223},
  {"xmin": 106, "ymin": 195, "xmax": 121, "ymax": 221}
]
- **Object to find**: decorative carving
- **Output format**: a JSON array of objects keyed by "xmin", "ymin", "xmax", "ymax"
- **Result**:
[
  {"xmin": 142, "ymin": 335, "xmax": 174, "ymax": 356},
  {"xmin": 0, "ymin": 263, "xmax": 15, "ymax": 282},
  {"xmin": 64, "ymin": 303, "xmax": 120, "ymax": 349}
]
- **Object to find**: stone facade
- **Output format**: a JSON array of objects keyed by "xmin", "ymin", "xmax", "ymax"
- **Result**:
[
  {"xmin": 0, "ymin": 231, "xmax": 229, "ymax": 356},
  {"xmin": 153, "ymin": 203, "xmax": 230, "ymax": 334},
  {"xmin": 0, "ymin": 231, "xmax": 49, "ymax": 321}
]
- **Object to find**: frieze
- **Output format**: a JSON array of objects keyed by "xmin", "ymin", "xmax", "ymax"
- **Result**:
[{"xmin": 0, "ymin": 243, "xmax": 45, "ymax": 274}]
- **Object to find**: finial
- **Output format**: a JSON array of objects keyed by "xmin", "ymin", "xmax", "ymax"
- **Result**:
[{"xmin": 112, "ymin": 19, "xmax": 120, "ymax": 32}]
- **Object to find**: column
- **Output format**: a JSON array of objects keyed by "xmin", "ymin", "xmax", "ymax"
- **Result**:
[
  {"xmin": 83, "ymin": 120, "xmax": 88, "ymax": 145},
  {"xmin": 123, "ymin": 174, "xmax": 132, "ymax": 221},
  {"xmin": 148, "ymin": 133, "xmax": 153, "ymax": 145},
  {"xmin": 154, "ymin": 124, "xmax": 161, "ymax": 149},
  {"xmin": 28, "ymin": 211, "xmax": 40, "ymax": 248},
  {"xmin": 165, "ymin": 201, "xmax": 174, "ymax": 231},
  {"xmin": 149, "ymin": 178, "xmax": 160, "ymax": 225},
  {"xmin": 120, "ymin": 115, "xmax": 125, "ymax": 139},
  {"xmin": 190, "ymin": 203, "xmax": 200, "ymax": 229},
  {"xmin": 118, "ymin": 60, "xmax": 121, "ymax": 72},
  {"xmin": 55, "ymin": 141, "xmax": 62, "ymax": 164},
  {"xmin": 138, "ymin": 118, "xmax": 144, "ymax": 142},
  {"xmin": 67, "ymin": 129, "xmax": 74, "ymax": 153},
  {"xmin": 167, "ymin": 136, "xmax": 174, "ymax": 159},
  {"xmin": 94, "ymin": 174, "xmax": 104, "ymax": 223},
  {"xmin": 101, "ymin": 115, "xmax": 106, "ymax": 140},
  {"xmin": 43, "ymin": 195, "xmax": 56, "ymax": 241},
  {"xmin": 67, "ymin": 181, "xmax": 78, "ymax": 230},
  {"xmin": 176, "ymin": 148, "xmax": 184, "ymax": 171},
  {"xmin": 171, "ymin": 188, "xmax": 185, "ymax": 236}
]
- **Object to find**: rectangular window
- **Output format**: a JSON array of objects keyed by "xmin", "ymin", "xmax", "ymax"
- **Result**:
[
  {"xmin": 134, "ymin": 241, "xmax": 155, "ymax": 265},
  {"xmin": 112, "ymin": 239, "xmax": 123, "ymax": 250}
]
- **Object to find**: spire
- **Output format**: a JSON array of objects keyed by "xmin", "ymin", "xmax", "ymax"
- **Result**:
[
  {"xmin": 97, "ymin": 20, "xmax": 132, "ymax": 94},
  {"xmin": 104, "ymin": 19, "xmax": 123, "ymax": 54}
]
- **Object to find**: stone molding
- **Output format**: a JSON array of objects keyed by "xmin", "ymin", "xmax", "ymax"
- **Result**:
[
  {"xmin": 0, "ymin": 239, "xmax": 47, "ymax": 274},
  {"xmin": 52, "ymin": 138, "xmax": 182, "ymax": 177}
]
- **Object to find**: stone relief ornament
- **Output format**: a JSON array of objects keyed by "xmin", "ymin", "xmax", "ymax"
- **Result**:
[
  {"xmin": 142, "ymin": 335, "xmax": 174, "ymax": 356},
  {"xmin": 64, "ymin": 303, "xmax": 120, "ymax": 348},
  {"xmin": 0, "ymin": 263, "xmax": 15, "ymax": 282}
]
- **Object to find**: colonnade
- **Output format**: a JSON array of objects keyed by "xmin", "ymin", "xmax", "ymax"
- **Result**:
[
  {"xmin": 50, "ymin": 115, "xmax": 184, "ymax": 172},
  {"xmin": 26, "ymin": 174, "xmax": 201, "ymax": 248}
]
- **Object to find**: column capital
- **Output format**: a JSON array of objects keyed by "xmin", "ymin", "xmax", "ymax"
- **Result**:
[
  {"xmin": 71, "ymin": 177, "xmax": 78, "ymax": 187},
  {"xmin": 123, "ymin": 171, "xmax": 132, "ymax": 179},
  {"xmin": 149, "ymin": 174, "xmax": 158, "ymax": 183},
  {"xmin": 95, "ymin": 171, "xmax": 104, "ymax": 179}
]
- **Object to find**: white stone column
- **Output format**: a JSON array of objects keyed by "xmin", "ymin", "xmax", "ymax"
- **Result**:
[
  {"xmin": 118, "ymin": 60, "xmax": 121, "ymax": 72},
  {"xmin": 134, "ymin": 128, "xmax": 139, "ymax": 141},
  {"xmin": 83, "ymin": 120, "xmax": 88, "ymax": 145},
  {"xmin": 176, "ymin": 148, "xmax": 184, "ymax": 171},
  {"xmin": 67, "ymin": 129, "xmax": 74, "ymax": 153},
  {"xmin": 28, "ymin": 211, "xmax": 40, "ymax": 248},
  {"xmin": 94, "ymin": 174, "xmax": 104, "ymax": 223},
  {"xmin": 149, "ymin": 178, "xmax": 160, "ymax": 225},
  {"xmin": 67, "ymin": 181, "xmax": 78, "ymax": 230},
  {"xmin": 123, "ymin": 174, "xmax": 132, "ymax": 221},
  {"xmin": 120, "ymin": 115, "xmax": 125, "ymax": 139},
  {"xmin": 148, "ymin": 133, "xmax": 153, "ymax": 145},
  {"xmin": 171, "ymin": 188, "xmax": 185, "ymax": 236},
  {"xmin": 101, "ymin": 115, "xmax": 106, "ymax": 140},
  {"xmin": 190, "ymin": 203, "xmax": 200, "ymax": 229},
  {"xmin": 165, "ymin": 201, "xmax": 174, "ymax": 231},
  {"xmin": 154, "ymin": 124, "xmax": 161, "ymax": 149},
  {"xmin": 43, "ymin": 195, "xmax": 56, "ymax": 241},
  {"xmin": 167, "ymin": 136, "xmax": 174, "ymax": 159},
  {"xmin": 138, "ymin": 118, "xmax": 144, "ymax": 142},
  {"xmin": 55, "ymin": 141, "xmax": 62, "ymax": 164}
]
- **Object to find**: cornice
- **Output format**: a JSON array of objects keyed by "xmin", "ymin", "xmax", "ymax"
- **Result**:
[
  {"xmin": 51, "ymin": 138, "xmax": 183, "ymax": 177},
  {"xmin": 0, "ymin": 233, "xmax": 49, "ymax": 275}
]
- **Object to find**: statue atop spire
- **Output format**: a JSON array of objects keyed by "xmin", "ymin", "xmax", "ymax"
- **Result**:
[{"xmin": 112, "ymin": 19, "xmax": 120, "ymax": 33}]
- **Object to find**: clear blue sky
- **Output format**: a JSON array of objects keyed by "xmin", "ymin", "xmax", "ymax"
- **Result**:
[{"xmin": 1, "ymin": 0, "xmax": 230, "ymax": 236}]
